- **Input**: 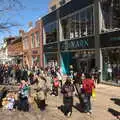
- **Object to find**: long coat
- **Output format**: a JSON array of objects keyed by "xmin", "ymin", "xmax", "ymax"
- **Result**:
[{"xmin": 35, "ymin": 77, "xmax": 48, "ymax": 100}]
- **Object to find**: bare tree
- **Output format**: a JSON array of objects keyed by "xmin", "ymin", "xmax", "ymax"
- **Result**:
[{"xmin": 0, "ymin": 0, "xmax": 23, "ymax": 32}]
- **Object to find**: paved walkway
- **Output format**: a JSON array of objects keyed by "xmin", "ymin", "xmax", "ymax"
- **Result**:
[{"xmin": 0, "ymin": 84, "xmax": 119, "ymax": 120}]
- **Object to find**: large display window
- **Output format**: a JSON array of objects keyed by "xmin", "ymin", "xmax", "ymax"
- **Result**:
[
  {"xmin": 102, "ymin": 48, "xmax": 120, "ymax": 84},
  {"xmin": 72, "ymin": 50, "xmax": 95, "ymax": 73}
]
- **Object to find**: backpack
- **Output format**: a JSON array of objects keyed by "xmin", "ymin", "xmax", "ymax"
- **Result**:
[{"xmin": 53, "ymin": 78, "xmax": 59, "ymax": 87}]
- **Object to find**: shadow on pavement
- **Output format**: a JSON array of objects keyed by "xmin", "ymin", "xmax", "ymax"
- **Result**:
[
  {"xmin": 73, "ymin": 103, "xmax": 84, "ymax": 113},
  {"xmin": 57, "ymin": 105, "xmax": 65, "ymax": 115},
  {"xmin": 111, "ymin": 98, "xmax": 120, "ymax": 106},
  {"xmin": 108, "ymin": 108, "xmax": 120, "ymax": 117}
]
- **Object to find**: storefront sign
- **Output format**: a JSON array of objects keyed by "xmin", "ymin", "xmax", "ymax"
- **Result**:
[
  {"xmin": 110, "ymin": 37, "xmax": 120, "ymax": 41},
  {"xmin": 100, "ymin": 30, "xmax": 120, "ymax": 47},
  {"xmin": 44, "ymin": 43, "xmax": 58, "ymax": 52},
  {"xmin": 60, "ymin": 36, "xmax": 94, "ymax": 51},
  {"xmin": 32, "ymin": 50, "xmax": 38, "ymax": 54}
]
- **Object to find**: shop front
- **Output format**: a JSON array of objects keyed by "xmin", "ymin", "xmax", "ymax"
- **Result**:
[
  {"xmin": 100, "ymin": 30, "xmax": 120, "ymax": 85},
  {"xmin": 60, "ymin": 36, "xmax": 95, "ymax": 74},
  {"xmin": 31, "ymin": 49, "xmax": 40, "ymax": 66},
  {"xmin": 44, "ymin": 43, "xmax": 58, "ymax": 67}
]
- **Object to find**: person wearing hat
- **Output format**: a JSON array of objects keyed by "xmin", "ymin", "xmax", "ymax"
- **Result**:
[{"xmin": 61, "ymin": 77, "xmax": 75, "ymax": 117}]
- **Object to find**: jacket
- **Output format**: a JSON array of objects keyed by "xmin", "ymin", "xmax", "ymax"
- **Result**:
[
  {"xmin": 61, "ymin": 83, "xmax": 74, "ymax": 97},
  {"xmin": 82, "ymin": 78, "xmax": 95, "ymax": 94}
]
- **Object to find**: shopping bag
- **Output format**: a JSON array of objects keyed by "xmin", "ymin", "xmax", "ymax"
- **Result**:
[{"xmin": 92, "ymin": 88, "xmax": 96, "ymax": 99}]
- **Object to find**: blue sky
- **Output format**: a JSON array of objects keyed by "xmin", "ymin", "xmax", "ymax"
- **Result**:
[{"xmin": 0, "ymin": 0, "xmax": 50, "ymax": 45}]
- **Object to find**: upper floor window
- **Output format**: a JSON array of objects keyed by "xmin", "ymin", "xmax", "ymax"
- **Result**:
[
  {"xmin": 61, "ymin": 5, "xmax": 94, "ymax": 40},
  {"xmin": 51, "ymin": 5, "xmax": 56, "ymax": 11},
  {"xmin": 36, "ymin": 32, "xmax": 40, "ymax": 47},
  {"xmin": 100, "ymin": 0, "xmax": 120, "ymax": 33},
  {"xmin": 59, "ymin": 0, "xmax": 66, "ymax": 6},
  {"xmin": 31, "ymin": 33, "xmax": 35, "ymax": 48},
  {"xmin": 44, "ymin": 22, "xmax": 57, "ymax": 44},
  {"xmin": 23, "ymin": 36, "xmax": 29, "ymax": 50}
]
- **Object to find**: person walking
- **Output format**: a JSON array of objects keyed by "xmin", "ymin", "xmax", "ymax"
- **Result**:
[
  {"xmin": 34, "ymin": 75, "xmax": 48, "ymax": 111},
  {"xmin": 52, "ymin": 74, "xmax": 59, "ymax": 96},
  {"xmin": 18, "ymin": 80, "xmax": 30, "ymax": 112},
  {"xmin": 61, "ymin": 77, "xmax": 75, "ymax": 117},
  {"xmin": 82, "ymin": 73, "xmax": 95, "ymax": 114}
]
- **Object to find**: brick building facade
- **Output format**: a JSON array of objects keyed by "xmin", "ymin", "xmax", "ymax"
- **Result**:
[
  {"xmin": 6, "ymin": 36, "xmax": 23, "ymax": 64},
  {"xmin": 21, "ymin": 19, "xmax": 43, "ymax": 68}
]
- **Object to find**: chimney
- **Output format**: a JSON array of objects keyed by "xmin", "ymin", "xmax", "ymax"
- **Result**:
[{"xmin": 19, "ymin": 29, "xmax": 24, "ymax": 36}]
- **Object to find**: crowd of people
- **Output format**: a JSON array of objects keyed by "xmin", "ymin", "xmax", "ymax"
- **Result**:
[{"xmin": 0, "ymin": 63, "xmax": 97, "ymax": 118}]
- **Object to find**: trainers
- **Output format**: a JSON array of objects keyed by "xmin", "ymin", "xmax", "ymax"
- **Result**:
[
  {"xmin": 89, "ymin": 110, "xmax": 92, "ymax": 114},
  {"xmin": 67, "ymin": 112, "xmax": 72, "ymax": 117},
  {"xmin": 52, "ymin": 94, "xmax": 55, "ymax": 96},
  {"xmin": 87, "ymin": 112, "xmax": 90, "ymax": 115}
]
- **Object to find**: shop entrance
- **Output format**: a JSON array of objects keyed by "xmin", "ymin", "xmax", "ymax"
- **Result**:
[{"xmin": 72, "ymin": 50, "xmax": 95, "ymax": 73}]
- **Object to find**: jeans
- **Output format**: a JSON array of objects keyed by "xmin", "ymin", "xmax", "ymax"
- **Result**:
[
  {"xmin": 84, "ymin": 93, "xmax": 91, "ymax": 112},
  {"xmin": 63, "ymin": 96, "xmax": 73, "ymax": 115},
  {"xmin": 18, "ymin": 97, "xmax": 29, "ymax": 112}
]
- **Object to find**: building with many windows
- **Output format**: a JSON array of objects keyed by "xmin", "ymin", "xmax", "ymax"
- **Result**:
[
  {"xmin": 21, "ymin": 19, "xmax": 43, "ymax": 68},
  {"xmin": 42, "ymin": 0, "xmax": 120, "ymax": 85}
]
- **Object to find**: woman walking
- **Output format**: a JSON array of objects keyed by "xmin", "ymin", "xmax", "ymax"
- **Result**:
[
  {"xmin": 61, "ymin": 77, "xmax": 75, "ymax": 117},
  {"xmin": 34, "ymin": 75, "xmax": 48, "ymax": 111}
]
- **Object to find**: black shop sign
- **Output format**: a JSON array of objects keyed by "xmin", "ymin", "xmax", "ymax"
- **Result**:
[
  {"xmin": 100, "ymin": 30, "xmax": 120, "ymax": 47},
  {"xmin": 44, "ymin": 43, "xmax": 58, "ymax": 52},
  {"xmin": 60, "ymin": 36, "xmax": 95, "ymax": 51}
]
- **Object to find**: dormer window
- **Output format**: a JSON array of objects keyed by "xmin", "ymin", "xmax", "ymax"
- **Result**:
[
  {"xmin": 51, "ymin": 5, "xmax": 56, "ymax": 11},
  {"xmin": 59, "ymin": 0, "xmax": 65, "ymax": 6}
]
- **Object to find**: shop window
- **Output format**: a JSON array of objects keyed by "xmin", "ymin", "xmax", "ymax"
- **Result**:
[{"xmin": 102, "ymin": 48, "xmax": 120, "ymax": 84}]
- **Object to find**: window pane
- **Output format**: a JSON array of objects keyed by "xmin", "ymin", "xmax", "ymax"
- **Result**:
[
  {"xmin": 31, "ymin": 34, "xmax": 34, "ymax": 48},
  {"xmin": 44, "ymin": 22, "xmax": 57, "ymax": 44},
  {"xmin": 86, "ymin": 6, "xmax": 94, "ymax": 35},
  {"xmin": 70, "ymin": 15, "xmax": 76, "ymax": 39},
  {"xmin": 75, "ymin": 13, "xmax": 80, "ymax": 38},
  {"xmin": 80, "ymin": 10, "xmax": 87, "ymax": 37},
  {"xmin": 100, "ymin": 0, "xmax": 120, "ymax": 31},
  {"xmin": 36, "ymin": 32, "xmax": 40, "ymax": 47},
  {"xmin": 61, "ymin": 17, "xmax": 70, "ymax": 39}
]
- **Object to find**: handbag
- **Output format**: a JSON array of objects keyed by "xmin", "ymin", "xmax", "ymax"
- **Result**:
[
  {"xmin": 81, "ymin": 93, "xmax": 88, "ymax": 103},
  {"xmin": 92, "ymin": 88, "xmax": 96, "ymax": 99}
]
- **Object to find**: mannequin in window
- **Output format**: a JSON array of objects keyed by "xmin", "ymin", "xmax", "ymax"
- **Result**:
[{"xmin": 107, "ymin": 64, "xmax": 112, "ymax": 81}]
